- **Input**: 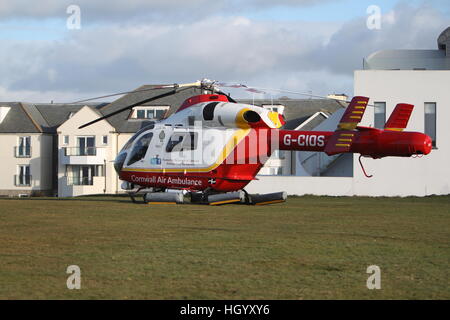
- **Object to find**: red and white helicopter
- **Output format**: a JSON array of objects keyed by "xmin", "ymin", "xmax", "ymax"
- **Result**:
[{"xmin": 78, "ymin": 79, "xmax": 432, "ymax": 205}]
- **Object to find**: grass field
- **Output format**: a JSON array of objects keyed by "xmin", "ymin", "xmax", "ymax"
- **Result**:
[{"xmin": 0, "ymin": 195, "xmax": 449, "ymax": 300}]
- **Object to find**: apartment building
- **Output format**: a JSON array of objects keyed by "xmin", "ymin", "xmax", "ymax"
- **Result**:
[{"xmin": 0, "ymin": 103, "xmax": 54, "ymax": 196}]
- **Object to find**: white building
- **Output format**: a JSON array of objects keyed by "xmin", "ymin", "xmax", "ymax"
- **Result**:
[
  {"xmin": 352, "ymin": 27, "xmax": 450, "ymax": 196},
  {"xmin": 247, "ymin": 27, "xmax": 450, "ymax": 196},
  {"xmin": 0, "ymin": 103, "xmax": 54, "ymax": 197}
]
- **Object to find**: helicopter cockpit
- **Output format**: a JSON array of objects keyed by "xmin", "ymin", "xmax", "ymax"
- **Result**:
[{"xmin": 114, "ymin": 124, "xmax": 154, "ymax": 174}]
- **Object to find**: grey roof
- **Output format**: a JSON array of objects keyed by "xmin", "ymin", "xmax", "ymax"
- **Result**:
[
  {"xmin": 21, "ymin": 103, "xmax": 51, "ymax": 133},
  {"xmin": 364, "ymin": 26, "xmax": 450, "ymax": 70},
  {"xmin": 0, "ymin": 103, "xmax": 42, "ymax": 133},
  {"xmin": 35, "ymin": 103, "xmax": 105, "ymax": 131},
  {"xmin": 437, "ymin": 27, "xmax": 450, "ymax": 52},
  {"xmin": 282, "ymin": 112, "xmax": 330, "ymax": 131},
  {"xmin": 98, "ymin": 85, "xmax": 205, "ymax": 133}
]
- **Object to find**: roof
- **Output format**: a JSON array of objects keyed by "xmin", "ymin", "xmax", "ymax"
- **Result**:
[
  {"xmin": 437, "ymin": 27, "xmax": 450, "ymax": 51},
  {"xmin": 35, "ymin": 103, "xmax": 106, "ymax": 131},
  {"xmin": 98, "ymin": 85, "xmax": 205, "ymax": 133},
  {"xmin": 0, "ymin": 102, "xmax": 43, "ymax": 133},
  {"xmin": 364, "ymin": 26, "xmax": 450, "ymax": 70}
]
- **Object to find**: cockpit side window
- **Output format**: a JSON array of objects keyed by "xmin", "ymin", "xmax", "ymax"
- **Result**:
[
  {"xmin": 121, "ymin": 124, "xmax": 155, "ymax": 152},
  {"xmin": 166, "ymin": 132, "xmax": 198, "ymax": 152},
  {"xmin": 127, "ymin": 132, "xmax": 153, "ymax": 165}
]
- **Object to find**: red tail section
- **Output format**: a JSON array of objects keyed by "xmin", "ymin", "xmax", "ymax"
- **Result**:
[
  {"xmin": 324, "ymin": 96, "xmax": 369, "ymax": 156},
  {"xmin": 384, "ymin": 103, "xmax": 414, "ymax": 131}
]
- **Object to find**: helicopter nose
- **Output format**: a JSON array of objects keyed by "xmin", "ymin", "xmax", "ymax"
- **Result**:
[{"xmin": 114, "ymin": 152, "xmax": 127, "ymax": 174}]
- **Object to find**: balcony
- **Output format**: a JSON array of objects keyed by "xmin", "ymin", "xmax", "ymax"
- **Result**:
[
  {"xmin": 66, "ymin": 176, "xmax": 94, "ymax": 186},
  {"xmin": 61, "ymin": 147, "xmax": 106, "ymax": 165},
  {"xmin": 15, "ymin": 146, "xmax": 31, "ymax": 158},
  {"xmin": 14, "ymin": 174, "xmax": 32, "ymax": 187},
  {"xmin": 59, "ymin": 176, "xmax": 106, "ymax": 197}
]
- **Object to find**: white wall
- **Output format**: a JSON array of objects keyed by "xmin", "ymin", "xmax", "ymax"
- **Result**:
[
  {"xmin": 57, "ymin": 106, "xmax": 116, "ymax": 197},
  {"xmin": 353, "ymin": 70, "xmax": 449, "ymax": 196},
  {"xmin": 248, "ymin": 70, "xmax": 449, "ymax": 197},
  {"xmin": 246, "ymin": 176, "xmax": 354, "ymax": 196},
  {"xmin": 0, "ymin": 133, "xmax": 53, "ymax": 195}
]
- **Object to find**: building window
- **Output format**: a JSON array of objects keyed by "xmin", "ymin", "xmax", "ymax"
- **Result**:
[
  {"xmin": 262, "ymin": 105, "xmax": 285, "ymax": 114},
  {"xmin": 272, "ymin": 150, "xmax": 285, "ymax": 159},
  {"xmin": 16, "ymin": 165, "xmax": 31, "ymax": 186},
  {"xmin": 77, "ymin": 136, "xmax": 96, "ymax": 156},
  {"xmin": 270, "ymin": 167, "xmax": 283, "ymax": 175},
  {"xmin": 16, "ymin": 136, "xmax": 31, "ymax": 158},
  {"xmin": 424, "ymin": 102, "xmax": 437, "ymax": 148},
  {"xmin": 374, "ymin": 102, "xmax": 386, "ymax": 129},
  {"xmin": 131, "ymin": 106, "xmax": 169, "ymax": 120},
  {"xmin": 63, "ymin": 135, "xmax": 69, "ymax": 145},
  {"xmin": 66, "ymin": 165, "xmax": 104, "ymax": 186},
  {"xmin": 102, "ymin": 135, "xmax": 108, "ymax": 145}
]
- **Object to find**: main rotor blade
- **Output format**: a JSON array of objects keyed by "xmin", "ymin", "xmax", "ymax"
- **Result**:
[
  {"xmin": 69, "ymin": 86, "xmax": 175, "ymax": 104},
  {"xmin": 68, "ymin": 81, "xmax": 202, "ymax": 104},
  {"xmin": 216, "ymin": 82, "xmax": 376, "ymax": 108},
  {"xmin": 78, "ymin": 86, "xmax": 193, "ymax": 129}
]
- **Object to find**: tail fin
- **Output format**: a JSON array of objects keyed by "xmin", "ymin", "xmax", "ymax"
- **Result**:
[
  {"xmin": 336, "ymin": 96, "xmax": 369, "ymax": 131},
  {"xmin": 384, "ymin": 103, "xmax": 414, "ymax": 131},
  {"xmin": 324, "ymin": 96, "xmax": 369, "ymax": 156}
]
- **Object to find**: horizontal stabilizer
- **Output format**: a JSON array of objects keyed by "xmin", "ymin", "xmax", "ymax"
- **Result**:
[
  {"xmin": 384, "ymin": 103, "xmax": 414, "ymax": 131},
  {"xmin": 324, "ymin": 131, "xmax": 355, "ymax": 156}
]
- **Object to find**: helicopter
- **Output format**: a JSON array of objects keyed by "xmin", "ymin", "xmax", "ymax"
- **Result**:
[{"xmin": 77, "ymin": 79, "xmax": 433, "ymax": 205}]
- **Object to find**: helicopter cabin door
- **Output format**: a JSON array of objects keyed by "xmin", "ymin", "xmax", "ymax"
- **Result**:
[{"xmin": 163, "ymin": 128, "xmax": 200, "ymax": 167}]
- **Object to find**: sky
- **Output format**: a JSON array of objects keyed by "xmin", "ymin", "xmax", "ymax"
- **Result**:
[{"xmin": 0, "ymin": 0, "xmax": 448, "ymax": 103}]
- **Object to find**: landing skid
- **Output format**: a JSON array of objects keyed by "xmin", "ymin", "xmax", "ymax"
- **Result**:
[
  {"xmin": 190, "ymin": 190, "xmax": 287, "ymax": 206},
  {"xmin": 128, "ymin": 188, "xmax": 287, "ymax": 206}
]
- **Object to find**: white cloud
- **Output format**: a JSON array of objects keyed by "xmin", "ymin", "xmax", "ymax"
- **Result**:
[
  {"xmin": 0, "ymin": 0, "xmax": 336, "ymax": 22},
  {"xmin": 308, "ymin": 3, "xmax": 449, "ymax": 74},
  {"xmin": 0, "ymin": 2, "xmax": 447, "ymax": 103},
  {"xmin": 3, "ymin": 17, "xmax": 341, "ymax": 100}
]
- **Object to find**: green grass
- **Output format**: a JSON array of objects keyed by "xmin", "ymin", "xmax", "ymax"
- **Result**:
[{"xmin": 0, "ymin": 195, "xmax": 449, "ymax": 299}]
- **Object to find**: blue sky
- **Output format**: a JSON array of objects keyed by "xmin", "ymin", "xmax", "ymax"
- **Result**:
[{"xmin": 0, "ymin": 0, "xmax": 448, "ymax": 102}]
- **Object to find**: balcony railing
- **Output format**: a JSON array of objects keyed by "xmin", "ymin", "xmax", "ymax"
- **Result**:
[
  {"xmin": 15, "ymin": 146, "xmax": 31, "ymax": 158},
  {"xmin": 14, "ymin": 174, "xmax": 32, "ymax": 186},
  {"xmin": 64, "ymin": 147, "xmax": 97, "ymax": 156},
  {"xmin": 66, "ymin": 176, "xmax": 94, "ymax": 186}
]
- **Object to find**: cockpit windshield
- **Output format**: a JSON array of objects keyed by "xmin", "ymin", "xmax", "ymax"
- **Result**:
[
  {"xmin": 121, "ymin": 124, "xmax": 155, "ymax": 152},
  {"xmin": 127, "ymin": 132, "xmax": 153, "ymax": 165}
]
